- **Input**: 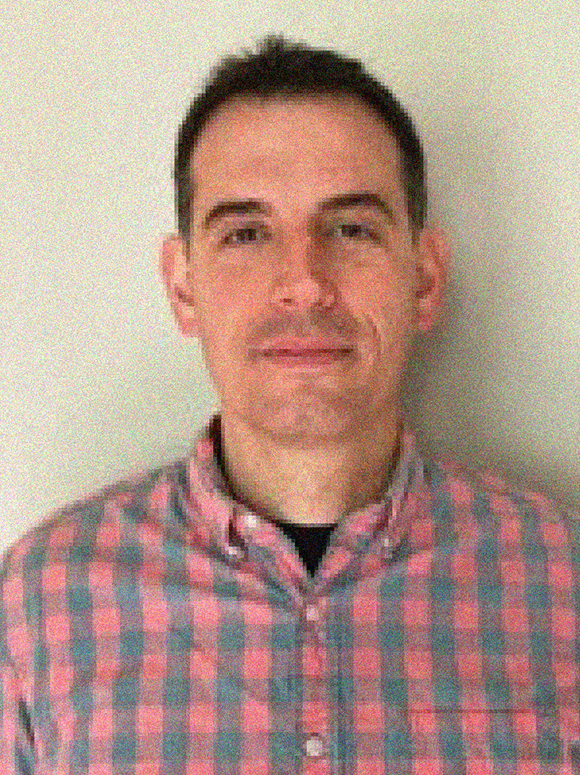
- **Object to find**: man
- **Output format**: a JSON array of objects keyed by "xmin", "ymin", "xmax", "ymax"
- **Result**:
[{"xmin": 1, "ymin": 36, "xmax": 578, "ymax": 774}]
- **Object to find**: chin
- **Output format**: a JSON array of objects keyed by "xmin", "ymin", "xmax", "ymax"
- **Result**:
[{"xmin": 244, "ymin": 395, "xmax": 367, "ymax": 447}]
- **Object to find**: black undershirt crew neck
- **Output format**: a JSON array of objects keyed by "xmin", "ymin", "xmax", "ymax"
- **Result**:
[{"xmin": 274, "ymin": 520, "xmax": 336, "ymax": 576}]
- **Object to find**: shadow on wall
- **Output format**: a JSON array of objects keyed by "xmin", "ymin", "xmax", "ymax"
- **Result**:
[{"xmin": 403, "ymin": 274, "xmax": 579, "ymax": 511}]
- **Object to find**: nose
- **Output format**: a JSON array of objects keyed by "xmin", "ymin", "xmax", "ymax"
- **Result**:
[{"xmin": 270, "ymin": 232, "xmax": 336, "ymax": 311}]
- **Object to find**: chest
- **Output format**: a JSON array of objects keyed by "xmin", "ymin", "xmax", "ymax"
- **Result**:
[{"xmin": 30, "ymin": 540, "xmax": 580, "ymax": 774}]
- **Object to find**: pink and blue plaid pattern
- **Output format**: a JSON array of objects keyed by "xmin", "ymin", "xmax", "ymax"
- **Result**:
[{"xmin": 1, "ymin": 417, "xmax": 579, "ymax": 774}]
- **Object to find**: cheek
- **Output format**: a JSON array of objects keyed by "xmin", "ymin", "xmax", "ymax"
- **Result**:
[
  {"xmin": 345, "ymin": 280, "xmax": 418, "ymax": 366},
  {"xmin": 194, "ymin": 280, "xmax": 260, "ymax": 354},
  {"xmin": 344, "ymin": 268, "xmax": 415, "ymax": 320},
  {"xmin": 200, "ymin": 261, "xmax": 271, "ymax": 304}
]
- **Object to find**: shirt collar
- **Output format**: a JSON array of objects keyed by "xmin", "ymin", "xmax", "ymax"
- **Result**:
[{"xmin": 182, "ymin": 414, "xmax": 424, "ymax": 549}]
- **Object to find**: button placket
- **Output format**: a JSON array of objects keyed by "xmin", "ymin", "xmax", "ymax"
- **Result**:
[
  {"xmin": 303, "ymin": 602, "xmax": 327, "ymax": 647},
  {"xmin": 301, "ymin": 597, "xmax": 331, "ymax": 771}
]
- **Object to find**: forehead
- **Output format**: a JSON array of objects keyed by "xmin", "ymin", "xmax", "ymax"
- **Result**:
[{"xmin": 189, "ymin": 95, "xmax": 405, "ymax": 208}]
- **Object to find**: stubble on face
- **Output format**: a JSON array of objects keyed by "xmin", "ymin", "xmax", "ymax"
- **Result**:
[{"xmin": 216, "ymin": 301, "xmax": 414, "ymax": 449}]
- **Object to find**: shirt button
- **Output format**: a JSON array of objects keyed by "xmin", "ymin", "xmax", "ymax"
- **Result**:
[
  {"xmin": 304, "ymin": 734, "xmax": 325, "ymax": 758},
  {"xmin": 381, "ymin": 536, "xmax": 393, "ymax": 559},
  {"xmin": 245, "ymin": 513, "xmax": 259, "ymax": 531},
  {"xmin": 225, "ymin": 543, "xmax": 245, "ymax": 561},
  {"xmin": 305, "ymin": 605, "xmax": 319, "ymax": 623}
]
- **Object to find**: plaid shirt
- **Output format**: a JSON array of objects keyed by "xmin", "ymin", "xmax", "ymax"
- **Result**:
[{"xmin": 1, "ymin": 416, "xmax": 579, "ymax": 774}]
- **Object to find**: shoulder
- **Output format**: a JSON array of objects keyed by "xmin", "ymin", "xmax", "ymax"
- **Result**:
[
  {"xmin": 418, "ymin": 451, "xmax": 579, "ymax": 546},
  {"xmin": 0, "ymin": 458, "xmax": 187, "ymax": 589},
  {"xmin": 0, "ymin": 459, "xmax": 192, "ymax": 674}
]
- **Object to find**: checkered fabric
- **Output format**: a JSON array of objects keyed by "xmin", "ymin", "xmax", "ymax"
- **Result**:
[{"xmin": 1, "ymin": 416, "xmax": 579, "ymax": 774}]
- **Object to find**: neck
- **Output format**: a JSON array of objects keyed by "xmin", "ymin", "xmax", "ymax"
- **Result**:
[{"xmin": 218, "ymin": 413, "xmax": 400, "ymax": 525}]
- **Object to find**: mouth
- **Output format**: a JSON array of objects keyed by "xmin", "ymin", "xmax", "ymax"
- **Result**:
[{"xmin": 257, "ymin": 338, "xmax": 355, "ymax": 367}]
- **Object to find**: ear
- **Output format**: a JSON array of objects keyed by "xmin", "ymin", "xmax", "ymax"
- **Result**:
[
  {"xmin": 413, "ymin": 226, "xmax": 449, "ymax": 332},
  {"xmin": 159, "ymin": 234, "xmax": 200, "ymax": 336}
]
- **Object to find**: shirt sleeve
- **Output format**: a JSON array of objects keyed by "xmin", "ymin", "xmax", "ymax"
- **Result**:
[
  {"xmin": 1, "ymin": 548, "xmax": 39, "ymax": 775},
  {"xmin": 0, "ymin": 655, "xmax": 37, "ymax": 775}
]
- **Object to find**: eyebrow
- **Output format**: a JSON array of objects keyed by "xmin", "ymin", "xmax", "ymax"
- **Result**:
[
  {"xmin": 202, "ymin": 200, "xmax": 271, "ymax": 229},
  {"xmin": 318, "ymin": 192, "xmax": 396, "ymax": 223},
  {"xmin": 200, "ymin": 191, "xmax": 396, "ymax": 230}
]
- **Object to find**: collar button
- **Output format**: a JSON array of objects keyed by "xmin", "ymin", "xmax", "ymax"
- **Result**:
[{"xmin": 225, "ymin": 543, "xmax": 245, "ymax": 562}]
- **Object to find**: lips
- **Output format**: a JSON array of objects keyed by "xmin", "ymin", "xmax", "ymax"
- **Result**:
[
  {"xmin": 262, "ymin": 347, "xmax": 352, "ymax": 357},
  {"xmin": 262, "ymin": 337, "xmax": 353, "ymax": 353},
  {"xmin": 258, "ymin": 337, "xmax": 354, "ymax": 364}
]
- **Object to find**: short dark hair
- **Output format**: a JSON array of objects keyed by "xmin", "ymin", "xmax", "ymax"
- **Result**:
[{"xmin": 174, "ymin": 35, "xmax": 426, "ymax": 237}]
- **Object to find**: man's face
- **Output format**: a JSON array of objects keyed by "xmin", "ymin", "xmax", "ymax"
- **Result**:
[{"xmin": 162, "ymin": 96, "xmax": 445, "ymax": 446}]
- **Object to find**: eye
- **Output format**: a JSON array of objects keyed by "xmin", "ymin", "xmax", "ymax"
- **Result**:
[
  {"xmin": 330, "ymin": 222, "xmax": 379, "ymax": 242},
  {"xmin": 222, "ymin": 224, "xmax": 268, "ymax": 246}
]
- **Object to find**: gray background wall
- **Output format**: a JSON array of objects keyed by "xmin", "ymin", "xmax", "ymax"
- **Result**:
[{"xmin": 2, "ymin": 0, "xmax": 579, "ymax": 552}]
